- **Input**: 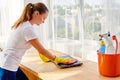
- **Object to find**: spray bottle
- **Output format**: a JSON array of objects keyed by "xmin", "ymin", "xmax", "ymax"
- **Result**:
[
  {"xmin": 98, "ymin": 39, "xmax": 106, "ymax": 53},
  {"xmin": 99, "ymin": 32, "xmax": 115, "ymax": 54}
]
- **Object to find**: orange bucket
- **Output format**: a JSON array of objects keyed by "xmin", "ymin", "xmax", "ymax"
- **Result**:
[{"xmin": 97, "ymin": 52, "xmax": 120, "ymax": 77}]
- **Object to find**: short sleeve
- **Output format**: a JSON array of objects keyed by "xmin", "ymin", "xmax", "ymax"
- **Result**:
[{"xmin": 23, "ymin": 27, "xmax": 38, "ymax": 41}]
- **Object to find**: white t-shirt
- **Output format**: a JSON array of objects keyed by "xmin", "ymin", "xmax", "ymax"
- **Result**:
[{"xmin": 0, "ymin": 21, "xmax": 38, "ymax": 71}]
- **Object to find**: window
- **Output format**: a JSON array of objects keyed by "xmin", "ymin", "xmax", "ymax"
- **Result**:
[
  {"xmin": 1, "ymin": 0, "xmax": 120, "ymax": 62},
  {"xmin": 84, "ymin": 0, "xmax": 102, "ymax": 40},
  {"xmin": 52, "ymin": 0, "xmax": 82, "ymax": 40},
  {"xmin": 49, "ymin": 0, "xmax": 120, "ymax": 61},
  {"xmin": 48, "ymin": 0, "xmax": 84, "ymax": 57}
]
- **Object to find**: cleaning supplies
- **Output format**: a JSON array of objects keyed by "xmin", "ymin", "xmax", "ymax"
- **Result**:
[
  {"xmin": 98, "ymin": 39, "xmax": 106, "ymax": 53},
  {"xmin": 112, "ymin": 35, "xmax": 118, "ymax": 53},
  {"xmin": 53, "ymin": 55, "xmax": 83, "ymax": 68},
  {"xmin": 99, "ymin": 32, "xmax": 115, "ymax": 54},
  {"xmin": 118, "ymin": 42, "xmax": 120, "ymax": 53},
  {"xmin": 54, "ymin": 56, "xmax": 77, "ymax": 65},
  {"xmin": 115, "ymin": 33, "xmax": 120, "ymax": 53}
]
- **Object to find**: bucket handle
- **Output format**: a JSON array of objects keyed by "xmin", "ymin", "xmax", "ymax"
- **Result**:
[{"xmin": 112, "ymin": 35, "xmax": 118, "ymax": 54}]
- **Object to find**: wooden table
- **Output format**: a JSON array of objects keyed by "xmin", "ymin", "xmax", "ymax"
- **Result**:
[{"xmin": 20, "ymin": 50, "xmax": 120, "ymax": 80}]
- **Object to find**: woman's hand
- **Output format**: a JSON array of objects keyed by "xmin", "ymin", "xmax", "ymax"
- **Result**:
[
  {"xmin": 54, "ymin": 56, "xmax": 77, "ymax": 64},
  {"xmin": 39, "ymin": 54, "xmax": 51, "ymax": 62}
]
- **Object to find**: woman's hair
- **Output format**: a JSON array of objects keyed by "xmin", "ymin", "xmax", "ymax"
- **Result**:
[{"xmin": 12, "ymin": 2, "xmax": 48, "ymax": 29}]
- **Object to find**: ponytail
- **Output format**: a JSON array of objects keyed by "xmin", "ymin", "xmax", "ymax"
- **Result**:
[
  {"xmin": 12, "ymin": 2, "xmax": 48, "ymax": 29},
  {"xmin": 12, "ymin": 3, "xmax": 34, "ymax": 29}
]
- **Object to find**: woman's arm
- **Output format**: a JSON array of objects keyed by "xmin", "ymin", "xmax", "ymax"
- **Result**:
[
  {"xmin": 28, "ymin": 38, "xmax": 56, "ymax": 60},
  {"xmin": 28, "ymin": 38, "xmax": 77, "ymax": 64}
]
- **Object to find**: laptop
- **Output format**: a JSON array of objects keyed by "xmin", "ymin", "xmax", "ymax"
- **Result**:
[{"xmin": 53, "ymin": 55, "xmax": 83, "ymax": 69}]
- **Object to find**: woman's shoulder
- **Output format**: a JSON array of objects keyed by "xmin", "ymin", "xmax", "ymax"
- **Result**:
[
  {"xmin": 21, "ymin": 21, "xmax": 31, "ymax": 27},
  {"xmin": 19, "ymin": 21, "xmax": 32, "ymax": 29}
]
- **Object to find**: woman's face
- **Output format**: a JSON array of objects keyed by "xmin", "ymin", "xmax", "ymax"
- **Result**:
[{"xmin": 32, "ymin": 11, "xmax": 48, "ymax": 25}]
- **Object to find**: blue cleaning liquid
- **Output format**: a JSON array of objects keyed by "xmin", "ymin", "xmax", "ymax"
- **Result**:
[
  {"xmin": 98, "ymin": 39, "xmax": 106, "ymax": 53},
  {"xmin": 99, "ymin": 45, "xmax": 106, "ymax": 53}
]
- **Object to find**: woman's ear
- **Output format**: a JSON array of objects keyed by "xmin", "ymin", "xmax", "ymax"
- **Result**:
[{"xmin": 34, "ymin": 11, "xmax": 40, "ymax": 16}]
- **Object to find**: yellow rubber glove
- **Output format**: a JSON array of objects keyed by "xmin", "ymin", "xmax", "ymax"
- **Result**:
[
  {"xmin": 54, "ymin": 56, "xmax": 77, "ymax": 64},
  {"xmin": 39, "ymin": 54, "xmax": 51, "ymax": 62}
]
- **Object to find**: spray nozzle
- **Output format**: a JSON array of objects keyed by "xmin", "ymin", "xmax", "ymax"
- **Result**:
[
  {"xmin": 99, "ymin": 34, "xmax": 103, "ymax": 40},
  {"xmin": 108, "ymin": 32, "xmax": 110, "ymax": 37}
]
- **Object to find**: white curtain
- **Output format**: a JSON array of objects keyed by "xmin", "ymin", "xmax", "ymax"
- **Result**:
[
  {"xmin": 46, "ymin": 0, "xmax": 84, "ymax": 58},
  {"xmin": 1, "ymin": 0, "xmax": 120, "ymax": 62},
  {"xmin": 103, "ymin": 0, "xmax": 120, "ymax": 35},
  {"xmin": 45, "ymin": 0, "xmax": 120, "ymax": 62},
  {"xmin": 12, "ymin": 0, "xmax": 120, "ymax": 62},
  {"xmin": 0, "ymin": 0, "xmax": 24, "ymax": 48}
]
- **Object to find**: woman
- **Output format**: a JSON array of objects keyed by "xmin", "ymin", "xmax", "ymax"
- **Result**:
[{"xmin": 0, "ymin": 2, "xmax": 76, "ymax": 80}]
